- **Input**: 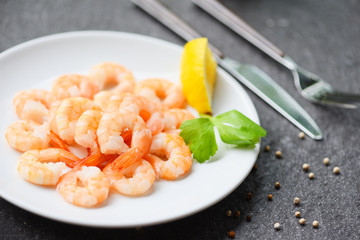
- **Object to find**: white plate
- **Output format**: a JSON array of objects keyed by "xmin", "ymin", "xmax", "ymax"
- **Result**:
[{"xmin": 0, "ymin": 31, "xmax": 260, "ymax": 228}]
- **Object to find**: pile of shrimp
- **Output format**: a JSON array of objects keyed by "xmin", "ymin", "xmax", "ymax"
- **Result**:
[{"xmin": 5, "ymin": 62, "xmax": 195, "ymax": 208}]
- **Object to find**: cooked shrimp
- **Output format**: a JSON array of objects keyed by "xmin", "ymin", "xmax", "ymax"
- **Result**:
[
  {"xmin": 56, "ymin": 166, "xmax": 110, "ymax": 207},
  {"xmin": 102, "ymin": 123, "xmax": 153, "ymax": 195},
  {"xmin": 88, "ymin": 62, "xmax": 135, "ymax": 93},
  {"xmin": 105, "ymin": 92, "xmax": 131, "ymax": 113},
  {"xmin": 17, "ymin": 148, "xmax": 80, "ymax": 185},
  {"xmin": 56, "ymin": 97, "xmax": 100, "ymax": 144},
  {"xmin": 97, "ymin": 110, "xmax": 151, "ymax": 155},
  {"xmin": 5, "ymin": 120, "xmax": 50, "ymax": 152},
  {"xmin": 74, "ymin": 109, "xmax": 102, "ymax": 149},
  {"xmin": 93, "ymin": 91, "xmax": 117, "ymax": 111},
  {"xmin": 144, "ymin": 132, "xmax": 192, "ymax": 179},
  {"xmin": 146, "ymin": 108, "xmax": 195, "ymax": 135},
  {"xmin": 107, "ymin": 94, "xmax": 160, "ymax": 123},
  {"xmin": 51, "ymin": 74, "xmax": 99, "ymax": 100},
  {"xmin": 135, "ymin": 78, "xmax": 185, "ymax": 110},
  {"xmin": 48, "ymin": 101, "xmax": 62, "ymax": 135},
  {"xmin": 163, "ymin": 109, "xmax": 195, "ymax": 130},
  {"xmin": 13, "ymin": 89, "xmax": 55, "ymax": 123},
  {"xmin": 103, "ymin": 159, "xmax": 155, "ymax": 195}
]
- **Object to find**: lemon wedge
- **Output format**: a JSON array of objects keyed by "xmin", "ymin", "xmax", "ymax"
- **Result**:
[{"xmin": 180, "ymin": 38, "xmax": 217, "ymax": 114}]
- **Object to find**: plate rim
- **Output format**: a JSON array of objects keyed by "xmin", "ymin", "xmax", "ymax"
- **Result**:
[{"xmin": 0, "ymin": 30, "xmax": 260, "ymax": 228}]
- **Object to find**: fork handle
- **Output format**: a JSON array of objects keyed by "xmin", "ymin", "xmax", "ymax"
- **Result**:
[
  {"xmin": 132, "ymin": 0, "xmax": 224, "ymax": 59},
  {"xmin": 192, "ymin": 0, "xmax": 296, "ymax": 70}
]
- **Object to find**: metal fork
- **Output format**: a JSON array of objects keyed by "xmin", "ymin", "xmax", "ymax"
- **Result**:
[{"xmin": 192, "ymin": 0, "xmax": 360, "ymax": 109}]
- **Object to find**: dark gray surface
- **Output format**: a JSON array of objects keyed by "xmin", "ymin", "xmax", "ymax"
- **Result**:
[{"xmin": 1, "ymin": 0, "xmax": 359, "ymax": 239}]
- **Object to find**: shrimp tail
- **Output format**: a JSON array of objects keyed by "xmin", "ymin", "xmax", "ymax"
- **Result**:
[
  {"xmin": 78, "ymin": 147, "xmax": 103, "ymax": 168},
  {"xmin": 35, "ymin": 148, "xmax": 80, "ymax": 168},
  {"xmin": 110, "ymin": 148, "xmax": 142, "ymax": 170},
  {"xmin": 49, "ymin": 130, "xmax": 70, "ymax": 151}
]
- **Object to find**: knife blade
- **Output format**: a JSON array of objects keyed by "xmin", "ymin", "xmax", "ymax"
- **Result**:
[{"xmin": 132, "ymin": 0, "xmax": 323, "ymax": 140}]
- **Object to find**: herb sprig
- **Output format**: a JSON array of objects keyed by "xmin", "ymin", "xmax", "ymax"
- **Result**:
[{"xmin": 179, "ymin": 110, "xmax": 266, "ymax": 163}]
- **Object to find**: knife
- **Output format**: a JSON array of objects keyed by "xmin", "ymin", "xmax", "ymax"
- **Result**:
[{"xmin": 132, "ymin": 0, "xmax": 323, "ymax": 140}]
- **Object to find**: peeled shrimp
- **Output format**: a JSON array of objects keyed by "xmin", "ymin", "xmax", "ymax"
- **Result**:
[
  {"xmin": 17, "ymin": 148, "xmax": 80, "ymax": 185},
  {"xmin": 74, "ymin": 109, "xmax": 102, "ymax": 149},
  {"xmin": 57, "ymin": 166, "xmax": 110, "ymax": 207},
  {"xmin": 5, "ymin": 120, "xmax": 50, "ymax": 152},
  {"xmin": 48, "ymin": 101, "xmax": 62, "ymax": 135},
  {"xmin": 51, "ymin": 74, "xmax": 99, "ymax": 100},
  {"xmin": 103, "ymin": 159, "xmax": 155, "ymax": 196},
  {"xmin": 144, "ymin": 132, "xmax": 192, "ymax": 179},
  {"xmin": 135, "ymin": 78, "xmax": 185, "ymax": 110},
  {"xmin": 105, "ymin": 92, "xmax": 131, "ymax": 112},
  {"xmin": 102, "ymin": 124, "xmax": 154, "ymax": 195},
  {"xmin": 56, "ymin": 97, "xmax": 100, "ymax": 144},
  {"xmin": 93, "ymin": 91, "xmax": 118, "ymax": 111},
  {"xmin": 97, "ymin": 110, "xmax": 151, "ymax": 155},
  {"xmin": 107, "ymin": 94, "xmax": 160, "ymax": 122},
  {"xmin": 88, "ymin": 62, "xmax": 135, "ymax": 93},
  {"xmin": 146, "ymin": 108, "xmax": 195, "ymax": 135},
  {"xmin": 13, "ymin": 89, "xmax": 55, "ymax": 123}
]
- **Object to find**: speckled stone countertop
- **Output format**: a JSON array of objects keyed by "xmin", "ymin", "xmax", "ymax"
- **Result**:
[{"xmin": 0, "ymin": 0, "xmax": 359, "ymax": 239}]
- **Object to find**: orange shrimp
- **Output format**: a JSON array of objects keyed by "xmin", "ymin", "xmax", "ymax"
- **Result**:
[
  {"xmin": 51, "ymin": 74, "xmax": 99, "ymax": 100},
  {"xmin": 103, "ymin": 158, "xmax": 155, "ymax": 196},
  {"xmin": 144, "ymin": 132, "xmax": 192, "ymax": 179},
  {"xmin": 17, "ymin": 148, "xmax": 80, "ymax": 185},
  {"xmin": 56, "ymin": 97, "xmax": 100, "ymax": 144},
  {"xmin": 97, "ymin": 110, "xmax": 151, "ymax": 155},
  {"xmin": 5, "ymin": 120, "xmax": 50, "ymax": 152},
  {"xmin": 88, "ymin": 62, "xmax": 135, "ymax": 93},
  {"xmin": 93, "ymin": 90, "xmax": 118, "ymax": 111},
  {"xmin": 135, "ymin": 78, "xmax": 185, "ymax": 110},
  {"xmin": 102, "ymin": 123, "xmax": 154, "ymax": 195},
  {"xmin": 146, "ymin": 108, "xmax": 194, "ymax": 135},
  {"xmin": 74, "ymin": 109, "xmax": 102, "ymax": 149},
  {"xmin": 107, "ymin": 94, "xmax": 160, "ymax": 122},
  {"xmin": 13, "ymin": 89, "xmax": 55, "ymax": 123},
  {"xmin": 56, "ymin": 166, "xmax": 110, "ymax": 207}
]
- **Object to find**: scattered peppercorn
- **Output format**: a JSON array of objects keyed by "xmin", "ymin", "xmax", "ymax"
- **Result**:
[
  {"xmin": 226, "ymin": 210, "xmax": 232, "ymax": 216},
  {"xmin": 228, "ymin": 230, "xmax": 236, "ymax": 238},
  {"xmin": 298, "ymin": 132, "xmax": 305, "ymax": 139},
  {"xmin": 308, "ymin": 172, "xmax": 314, "ymax": 179},
  {"xmin": 302, "ymin": 163, "xmax": 309, "ymax": 171},
  {"xmin": 294, "ymin": 197, "xmax": 300, "ymax": 205},
  {"xmin": 333, "ymin": 166, "xmax": 340, "ymax": 174},
  {"xmin": 323, "ymin": 157, "xmax": 330, "ymax": 165},
  {"xmin": 295, "ymin": 211, "xmax": 301, "ymax": 218},
  {"xmin": 274, "ymin": 222, "xmax": 281, "ymax": 230},
  {"xmin": 247, "ymin": 192, "xmax": 253, "ymax": 200},
  {"xmin": 246, "ymin": 215, "xmax": 252, "ymax": 221},
  {"xmin": 253, "ymin": 163, "xmax": 258, "ymax": 171},
  {"xmin": 275, "ymin": 150, "xmax": 282, "ymax": 158},
  {"xmin": 275, "ymin": 182, "xmax": 280, "ymax": 189},
  {"xmin": 312, "ymin": 221, "xmax": 319, "ymax": 228},
  {"xmin": 235, "ymin": 210, "xmax": 240, "ymax": 217},
  {"xmin": 268, "ymin": 194, "xmax": 273, "ymax": 201},
  {"xmin": 264, "ymin": 145, "xmax": 270, "ymax": 152},
  {"xmin": 299, "ymin": 218, "xmax": 306, "ymax": 225}
]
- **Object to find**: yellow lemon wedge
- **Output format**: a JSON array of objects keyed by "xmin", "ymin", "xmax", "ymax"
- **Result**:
[{"xmin": 180, "ymin": 38, "xmax": 217, "ymax": 114}]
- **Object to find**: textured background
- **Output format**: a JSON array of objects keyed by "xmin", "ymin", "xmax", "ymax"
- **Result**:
[{"xmin": 1, "ymin": 0, "xmax": 359, "ymax": 239}]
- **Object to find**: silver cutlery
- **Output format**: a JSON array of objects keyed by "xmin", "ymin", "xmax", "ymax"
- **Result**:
[
  {"xmin": 132, "ymin": 0, "xmax": 323, "ymax": 140},
  {"xmin": 192, "ymin": 0, "xmax": 360, "ymax": 109}
]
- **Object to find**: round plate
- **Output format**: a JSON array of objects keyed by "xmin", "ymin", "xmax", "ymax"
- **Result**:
[{"xmin": 0, "ymin": 31, "xmax": 260, "ymax": 228}]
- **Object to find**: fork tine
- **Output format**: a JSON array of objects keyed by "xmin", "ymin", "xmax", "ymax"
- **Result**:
[
  {"xmin": 321, "ymin": 94, "xmax": 359, "ymax": 109},
  {"xmin": 320, "ymin": 99, "xmax": 357, "ymax": 109},
  {"xmin": 324, "ymin": 92, "xmax": 360, "ymax": 102}
]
